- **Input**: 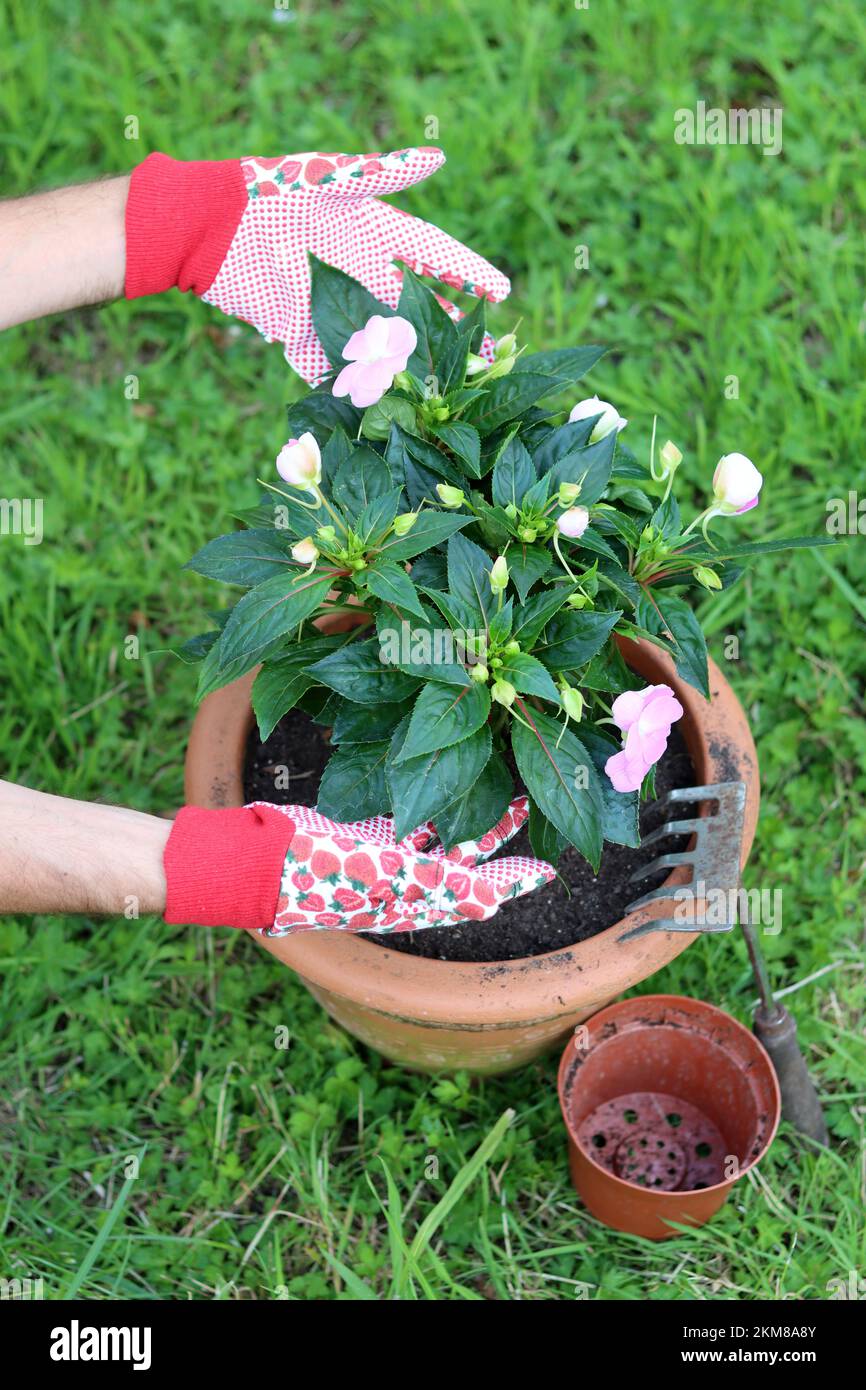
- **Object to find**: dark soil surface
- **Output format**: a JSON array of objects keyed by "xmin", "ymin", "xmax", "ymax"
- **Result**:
[{"xmin": 242, "ymin": 712, "xmax": 695, "ymax": 963}]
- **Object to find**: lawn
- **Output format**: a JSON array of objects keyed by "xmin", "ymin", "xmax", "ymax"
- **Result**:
[{"xmin": 0, "ymin": 0, "xmax": 864, "ymax": 1300}]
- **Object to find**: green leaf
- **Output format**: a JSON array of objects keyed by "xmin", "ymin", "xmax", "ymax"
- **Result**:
[
  {"xmin": 418, "ymin": 587, "xmax": 480, "ymax": 634},
  {"xmin": 375, "ymin": 606, "xmax": 472, "ymax": 687},
  {"xmin": 407, "ymin": 551, "xmax": 448, "ymax": 590},
  {"xmin": 511, "ymin": 707, "xmax": 603, "ymax": 869},
  {"xmin": 572, "ymin": 526, "xmax": 621, "ymax": 563},
  {"xmin": 498, "ymin": 651, "xmax": 561, "ymax": 704},
  {"xmin": 232, "ymin": 494, "xmax": 326, "ymax": 542},
  {"xmin": 333, "ymin": 445, "xmax": 396, "ymax": 519},
  {"xmin": 447, "ymin": 532, "xmax": 495, "ymax": 621},
  {"xmin": 364, "ymin": 558, "xmax": 427, "ymax": 618},
  {"xmin": 433, "ymin": 757, "xmax": 513, "ymax": 851},
  {"xmin": 375, "ymin": 511, "xmax": 470, "ymax": 563},
  {"xmin": 430, "ymin": 421, "xmax": 482, "ymax": 478},
  {"xmin": 693, "ymin": 534, "xmax": 841, "ymax": 561},
  {"xmin": 218, "ymin": 568, "xmax": 337, "ymax": 669},
  {"xmin": 531, "ymin": 416, "xmax": 597, "ymax": 475},
  {"xmin": 545, "ymin": 432, "xmax": 617, "ymax": 504},
  {"xmin": 307, "ymin": 636, "xmax": 421, "ymax": 705},
  {"xmin": 394, "ymin": 680, "xmax": 491, "ymax": 762},
  {"xmin": 579, "ymin": 725, "xmax": 640, "ymax": 848},
  {"xmin": 535, "ymin": 609, "xmax": 622, "ymax": 671},
  {"xmin": 309, "ymin": 253, "xmax": 392, "ymax": 367},
  {"xmin": 439, "ymin": 296, "xmax": 486, "ymax": 390},
  {"xmin": 360, "ymin": 394, "xmax": 417, "ymax": 441},
  {"xmin": 316, "ymin": 741, "xmax": 391, "ymax": 820},
  {"xmin": 249, "ymin": 634, "xmax": 347, "ymax": 739},
  {"xmin": 461, "ymin": 373, "xmax": 561, "ymax": 433},
  {"xmin": 508, "ymin": 543, "xmax": 552, "ymax": 602},
  {"xmin": 488, "ymin": 598, "xmax": 513, "ymax": 645},
  {"xmin": 251, "ymin": 667, "xmax": 311, "ymax": 741},
  {"xmin": 286, "ymin": 389, "xmax": 360, "ymax": 445},
  {"xmin": 511, "ymin": 586, "xmax": 573, "ymax": 649},
  {"xmin": 515, "ymin": 345, "xmax": 606, "ymax": 385},
  {"xmin": 331, "ymin": 698, "xmax": 407, "ymax": 745},
  {"xmin": 492, "ymin": 433, "xmax": 536, "ymax": 508},
  {"xmin": 387, "ymin": 723, "xmax": 492, "ymax": 842},
  {"xmin": 528, "ymin": 798, "xmax": 567, "ymax": 865},
  {"xmin": 651, "ymin": 592, "xmax": 710, "ymax": 699},
  {"xmin": 185, "ymin": 529, "xmax": 295, "ymax": 587},
  {"xmin": 355, "ymin": 485, "xmax": 404, "ymax": 543},
  {"xmin": 397, "ymin": 265, "xmax": 458, "ymax": 378}
]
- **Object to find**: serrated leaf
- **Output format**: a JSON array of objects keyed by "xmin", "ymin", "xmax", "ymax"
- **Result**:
[
  {"xmin": 286, "ymin": 389, "xmax": 360, "ymax": 445},
  {"xmin": 511, "ymin": 707, "xmax": 603, "ymax": 869},
  {"xmin": 579, "ymin": 725, "xmax": 640, "ymax": 848},
  {"xmin": 331, "ymin": 699, "xmax": 407, "ymax": 745},
  {"xmin": 515, "ymin": 345, "xmax": 606, "ymax": 385},
  {"xmin": 316, "ymin": 741, "xmax": 391, "ymax": 820},
  {"xmin": 532, "ymin": 416, "xmax": 599, "ymax": 475},
  {"xmin": 430, "ymin": 421, "xmax": 482, "ymax": 478},
  {"xmin": 387, "ymin": 722, "xmax": 492, "ymax": 842},
  {"xmin": 447, "ymin": 532, "xmax": 495, "ymax": 622},
  {"xmin": 365, "ymin": 558, "xmax": 427, "ymax": 618},
  {"xmin": 535, "ymin": 609, "xmax": 622, "ymax": 671},
  {"xmin": 397, "ymin": 265, "xmax": 458, "ymax": 378},
  {"xmin": 307, "ymin": 637, "xmax": 421, "ymax": 704},
  {"xmin": 185, "ymin": 529, "xmax": 295, "ymax": 587},
  {"xmin": 333, "ymin": 445, "xmax": 395, "ymax": 519},
  {"xmin": 511, "ymin": 586, "xmax": 573, "ymax": 649},
  {"xmin": 433, "ymin": 757, "xmax": 513, "ymax": 851},
  {"xmin": 375, "ymin": 606, "xmax": 472, "ymax": 687},
  {"xmin": 375, "ymin": 511, "xmax": 470, "ymax": 563},
  {"xmin": 651, "ymin": 592, "xmax": 710, "ymax": 699},
  {"xmin": 218, "ymin": 568, "xmax": 337, "ymax": 669},
  {"xmin": 508, "ymin": 543, "xmax": 552, "ymax": 601},
  {"xmin": 498, "ymin": 651, "xmax": 561, "ymax": 703},
  {"xmin": 394, "ymin": 680, "xmax": 491, "ymax": 763},
  {"xmin": 528, "ymin": 799, "xmax": 567, "ymax": 865},
  {"xmin": 355, "ymin": 485, "xmax": 404, "ymax": 543},
  {"xmin": 492, "ymin": 433, "xmax": 535, "ymax": 508},
  {"xmin": 461, "ymin": 372, "xmax": 561, "ymax": 433},
  {"xmin": 545, "ymin": 432, "xmax": 617, "ymax": 504}
]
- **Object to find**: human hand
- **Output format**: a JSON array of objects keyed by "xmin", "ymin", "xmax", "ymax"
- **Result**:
[
  {"xmin": 163, "ymin": 796, "xmax": 555, "ymax": 935},
  {"xmin": 125, "ymin": 147, "xmax": 510, "ymax": 383}
]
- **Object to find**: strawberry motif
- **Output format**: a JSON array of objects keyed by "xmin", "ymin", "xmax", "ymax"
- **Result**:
[
  {"xmin": 379, "ymin": 849, "xmax": 404, "ymax": 877},
  {"xmin": 289, "ymin": 833, "xmax": 314, "ymax": 861},
  {"xmin": 334, "ymin": 834, "xmax": 358, "ymax": 852},
  {"xmin": 310, "ymin": 849, "xmax": 341, "ymax": 880},
  {"xmin": 315, "ymin": 911, "xmax": 344, "ymax": 927},
  {"xmin": 299, "ymin": 891, "xmax": 326, "ymax": 912},
  {"xmin": 334, "ymin": 888, "xmax": 365, "ymax": 912},
  {"xmin": 402, "ymin": 883, "xmax": 425, "ymax": 904},
  {"xmin": 292, "ymin": 870, "xmax": 314, "ymax": 892},
  {"xmin": 445, "ymin": 872, "xmax": 471, "ymax": 901},
  {"xmin": 456, "ymin": 902, "xmax": 487, "ymax": 920},
  {"xmin": 413, "ymin": 860, "xmax": 444, "ymax": 890},
  {"xmin": 368, "ymin": 878, "xmax": 396, "ymax": 905},
  {"xmin": 304, "ymin": 157, "xmax": 337, "ymax": 185},
  {"xmin": 344, "ymin": 851, "xmax": 378, "ymax": 887},
  {"xmin": 474, "ymin": 880, "xmax": 497, "ymax": 907},
  {"xmin": 258, "ymin": 181, "xmax": 280, "ymax": 197}
]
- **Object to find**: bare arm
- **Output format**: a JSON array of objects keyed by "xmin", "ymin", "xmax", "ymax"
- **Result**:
[
  {"xmin": 0, "ymin": 780, "xmax": 169, "ymax": 916},
  {"xmin": 0, "ymin": 176, "xmax": 129, "ymax": 330}
]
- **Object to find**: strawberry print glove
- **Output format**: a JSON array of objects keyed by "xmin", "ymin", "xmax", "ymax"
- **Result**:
[
  {"xmin": 125, "ymin": 147, "xmax": 509, "ymax": 384},
  {"xmin": 163, "ymin": 796, "xmax": 555, "ymax": 935}
]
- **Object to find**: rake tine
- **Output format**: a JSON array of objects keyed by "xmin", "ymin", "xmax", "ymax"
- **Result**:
[
  {"xmin": 639, "ymin": 817, "xmax": 703, "ymax": 850},
  {"xmin": 617, "ymin": 917, "xmax": 700, "ymax": 943},
  {"xmin": 625, "ymin": 883, "xmax": 689, "ymax": 914},
  {"xmin": 628, "ymin": 850, "xmax": 694, "ymax": 883},
  {"xmin": 666, "ymin": 782, "xmax": 738, "ymax": 803}
]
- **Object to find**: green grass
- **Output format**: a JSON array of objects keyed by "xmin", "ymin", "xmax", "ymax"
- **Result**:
[{"xmin": 1, "ymin": 0, "xmax": 865, "ymax": 1300}]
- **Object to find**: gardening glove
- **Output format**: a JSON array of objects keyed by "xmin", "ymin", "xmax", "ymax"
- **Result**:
[
  {"xmin": 163, "ymin": 795, "xmax": 555, "ymax": 936},
  {"xmin": 124, "ymin": 146, "xmax": 509, "ymax": 384}
]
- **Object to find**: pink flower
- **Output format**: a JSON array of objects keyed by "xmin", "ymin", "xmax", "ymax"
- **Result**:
[
  {"xmin": 332, "ymin": 314, "xmax": 417, "ymax": 408},
  {"xmin": 604, "ymin": 684, "xmax": 684, "ymax": 794}
]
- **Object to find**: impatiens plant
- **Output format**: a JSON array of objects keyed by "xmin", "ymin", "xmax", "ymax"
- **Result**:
[{"xmin": 183, "ymin": 256, "xmax": 833, "ymax": 871}]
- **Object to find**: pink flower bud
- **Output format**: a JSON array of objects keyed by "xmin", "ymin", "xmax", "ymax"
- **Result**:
[
  {"xmin": 276, "ymin": 432, "xmax": 322, "ymax": 490},
  {"xmin": 557, "ymin": 506, "xmax": 590, "ymax": 538},
  {"xmin": 712, "ymin": 452, "xmax": 762, "ymax": 513}
]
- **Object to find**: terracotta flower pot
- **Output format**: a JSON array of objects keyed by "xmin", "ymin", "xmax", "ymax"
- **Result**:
[
  {"xmin": 183, "ymin": 634, "xmax": 759, "ymax": 1075},
  {"xmin": 557, "ymin": 994, "xmax": 781, "ymax": 1239}
]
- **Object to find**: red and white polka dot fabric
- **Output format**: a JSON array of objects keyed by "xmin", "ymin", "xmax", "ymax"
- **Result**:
[
  {"xmin": 257, "ymin": 794, "xmax": 555, "ymax": 936},
  {"xmin": 202, "ymin": 146, "xmax": 510, "ymax": 384}
]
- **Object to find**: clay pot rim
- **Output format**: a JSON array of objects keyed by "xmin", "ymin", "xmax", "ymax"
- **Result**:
[
  {"xmin": 557, "ymin": 993, "xmax": 782, "ymax": 1201},
  {"xmin": 185, "ymin": 635, "xmax": 760, "ymax": 1027}
]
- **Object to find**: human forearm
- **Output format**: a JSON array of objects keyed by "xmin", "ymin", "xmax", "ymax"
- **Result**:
[
  {"xmin": 0, "ymin": 779, "xmax": 169, "ymax": 916},
  {"xmin": 0, "ymin": 176, "xmax": 128, "ymax": 329}
]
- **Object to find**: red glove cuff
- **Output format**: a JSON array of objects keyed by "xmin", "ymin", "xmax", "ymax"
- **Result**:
[
  {"xmin": 125, "ymin": 152, "xmax": 248, "ymax": 300},
  {"xmin": 164, "ymin": 804, "xmax": 294, "ymax": 930}
]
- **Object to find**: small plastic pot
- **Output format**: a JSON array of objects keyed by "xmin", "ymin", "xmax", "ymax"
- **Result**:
[{"xmin": 557, "ymin": 994, "xmax": 780, "ymax": 1240}]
